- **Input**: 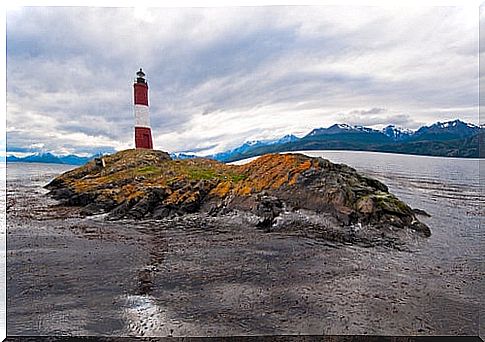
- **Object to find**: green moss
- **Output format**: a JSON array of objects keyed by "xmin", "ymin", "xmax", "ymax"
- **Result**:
[
  {"xmin": 187, "ymin": 168, "xmax": 217, "ymax": 180},
  {"xmin": 228, "ymin": 172, "xmax": 247, "ymax": 182},
  {"xmin": 356, "ymin": 192, "xmax": 410, "ymax": 215},
  {"xmin": 373, "ymin": 193, "xmax": 410, "ymax": 214}
]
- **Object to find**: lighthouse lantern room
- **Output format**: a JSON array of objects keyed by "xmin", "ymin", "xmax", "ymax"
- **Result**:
[{"xmin": 133, "ymin": 68, "xmax": 153, "ymax": 149}]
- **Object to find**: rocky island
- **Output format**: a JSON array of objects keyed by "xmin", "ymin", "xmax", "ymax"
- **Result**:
[{"xmin": 45, "ymin": 149, "xmax": 430, "ymax": 247}]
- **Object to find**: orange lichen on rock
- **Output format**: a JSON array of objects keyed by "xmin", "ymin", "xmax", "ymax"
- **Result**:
[
  {"xmin": 233, "ymin": 154, "xmax": 314, "ymax": 193},
  {"xmin": 164, "ymin": 189, "xmax": 196, "ymax": 206},
  {"xmin": 118, "ymin": 184, "xmax": 145, "ymax": 202},
  {"xmin": 210, "ymin": 181, "xmax": 232, "ymax": 197}
]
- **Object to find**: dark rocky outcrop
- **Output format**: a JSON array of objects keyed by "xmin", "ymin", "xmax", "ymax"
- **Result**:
[{"xmin": 45, "ymin": 149, "xmax": 431, "ymax": 239}]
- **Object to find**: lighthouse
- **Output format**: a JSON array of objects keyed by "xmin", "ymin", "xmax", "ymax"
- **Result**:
[{"xmin": 133, "ymin": 68, "xmax": 153, "ymax": 149}]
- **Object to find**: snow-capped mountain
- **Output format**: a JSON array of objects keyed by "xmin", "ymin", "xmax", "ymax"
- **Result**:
[
  {"xmin": 170, "ymin": 152, "xmax": 198, "ymax": 160},
  {"xmin": 381, "ymin": 125, "xmax": 414, "ymax": 141},
  {"xmin": 242, "ymin": 134, "xmax": 300, "ymax": 147},
  {"xmin": 270, "ymin": 134, "xmax": 300, "ymax": 145},
  {"xmin": 305, "ymin": 120, "xmax": 480, "ymax": 142},
  {"xmin": 209, "ymin": 134, "xmax": 300, "ymax": 161},
  {"xmin": 307, "ymin": 124, "xmax": 379, "ymax": 136},
  {"xmin": 6, "ymin": 152, "xmax": 94, "ymax": 165},
  {"xmin": 413, "ymin": 119, "xmax": 480, "ymax": 141}
]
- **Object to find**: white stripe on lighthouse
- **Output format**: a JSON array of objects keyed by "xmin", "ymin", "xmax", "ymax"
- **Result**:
[{"xmin": 134, "ymin": 104, "xmax": 150, "ymax": 128}]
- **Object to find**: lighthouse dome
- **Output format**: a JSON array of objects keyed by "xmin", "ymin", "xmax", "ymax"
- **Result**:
[
  {"xmin": 136, "ymin": 68, "xmax": 147, "ymax": 84},
  {"xmin": 136, "ymin": 68, "xmax": 145, "ymax": 78}
]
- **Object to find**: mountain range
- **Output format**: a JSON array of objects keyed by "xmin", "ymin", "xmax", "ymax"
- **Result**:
[
  {"xmin": 6, "ymin": 119, "xmax": 483, "ymax": 165},
  {"xmin": 6, "ymin": 152, "xmax": 96, "ymax": 165},
  {"xmin": 206, "ymin": 119, "xmax": 483, "ymax": 162}
]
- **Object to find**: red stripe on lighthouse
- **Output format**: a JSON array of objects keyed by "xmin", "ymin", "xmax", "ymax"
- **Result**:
[
  {"xmin": 135, "ymin": 127, "xmax": 153, "ymax": 149},
  {"xmin": 134, "ymin": 83, "xmax": 148, "ymax": 105}
]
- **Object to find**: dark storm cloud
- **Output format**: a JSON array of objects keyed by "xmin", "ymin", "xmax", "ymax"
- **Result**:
[{"xmin": 6, "ymin": 6, "xmax": 478, "ymax": 155}]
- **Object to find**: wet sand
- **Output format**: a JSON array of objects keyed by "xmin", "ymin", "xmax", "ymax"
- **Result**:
[{"xmin": 6, "ymin": 162, "xmax": 483, "ymax": 337}]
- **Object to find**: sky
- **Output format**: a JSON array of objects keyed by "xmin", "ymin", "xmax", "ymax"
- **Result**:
[{"xmin": 6, "ymin": 5, "xmax": 479, "ymax": 156}]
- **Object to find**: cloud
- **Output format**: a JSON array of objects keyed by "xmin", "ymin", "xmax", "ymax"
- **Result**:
[
  {"xmin": 6, "ymin": 6, "xmax": 479, "ymax": 155},
  {"xmin": 348, "ymin": 108, "xmax": 386, "ymax": 116},
  {"xmin": 336, "ymin": 108, "xmax": 420, "ymax": 128}
]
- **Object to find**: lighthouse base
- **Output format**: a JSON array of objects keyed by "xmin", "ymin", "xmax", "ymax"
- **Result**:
[{"xmin": 135, "ymin": 127, "xmax": 153, "ymax": 149}]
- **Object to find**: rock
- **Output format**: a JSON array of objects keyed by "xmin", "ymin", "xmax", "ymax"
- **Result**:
[
  {"xmin": 126, "ymin": 202, "xmax": 149, "ymax": 219},
  {"xmin": 151, "ymin": 187, "xmax": 169, "ymax": 200},
  {"xmin": 360, "ymin": 175, "xmax": 388, "ymax": 193},
  {"xmin": 45, "ymin": 149, "xmax": 431, "ymax": 240},
  {"xmin": 125, "ymin": 192, "xmax": 161, "ymax": 219},
  {"xmin": 152, "ymin": 205, "xmax": 172, "ymax": 219},
  {"xmin": 44, "ymin": 178, "xmax": 67, "ymax": 191},
  {"xmin": 356, "ymin": 196, "xmax": 375, "ymax": 215},
  {"xmin": 254, "ymin": 195, "xmax": 284, "ymax": 229},
  {"xmin": 80, "ymin": 203, "xmax": 106, "ymax": 216},
  {"xmin": 67, "ymin": 192, "xmax": 96, "ymax": 206},
  {"xmin": 410, "ymin": 221, "xmax": 431, "ymax": 237},
  {"xmin": 413, "ymin": 208, "xmax": 431, "ymax": 217},
  {"xmin": 47, "ymin": 187, "xmax": 74, "ymax": 200},
  {"xmin": 107, "ymin": 201, "xmax": 132, "ymax": 220}
]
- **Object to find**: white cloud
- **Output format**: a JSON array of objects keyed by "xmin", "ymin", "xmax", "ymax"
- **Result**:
[{"xmin": 6, "ymin": 6, "xmax": 479, "ymax": 155}]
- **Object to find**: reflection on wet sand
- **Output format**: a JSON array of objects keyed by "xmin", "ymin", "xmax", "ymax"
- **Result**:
[
  {"xmin": 121, "ymin": 232, "xmax": 168, "ymax": 337},
  {"xmin": 122, "ymin": 294, "xmax": 167, "ymax": 337}
]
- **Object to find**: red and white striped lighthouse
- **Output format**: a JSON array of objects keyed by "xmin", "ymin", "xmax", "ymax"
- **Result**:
[{"xmin": 133, "ymin": 68, "xmax": 153, "ymax": 149}]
